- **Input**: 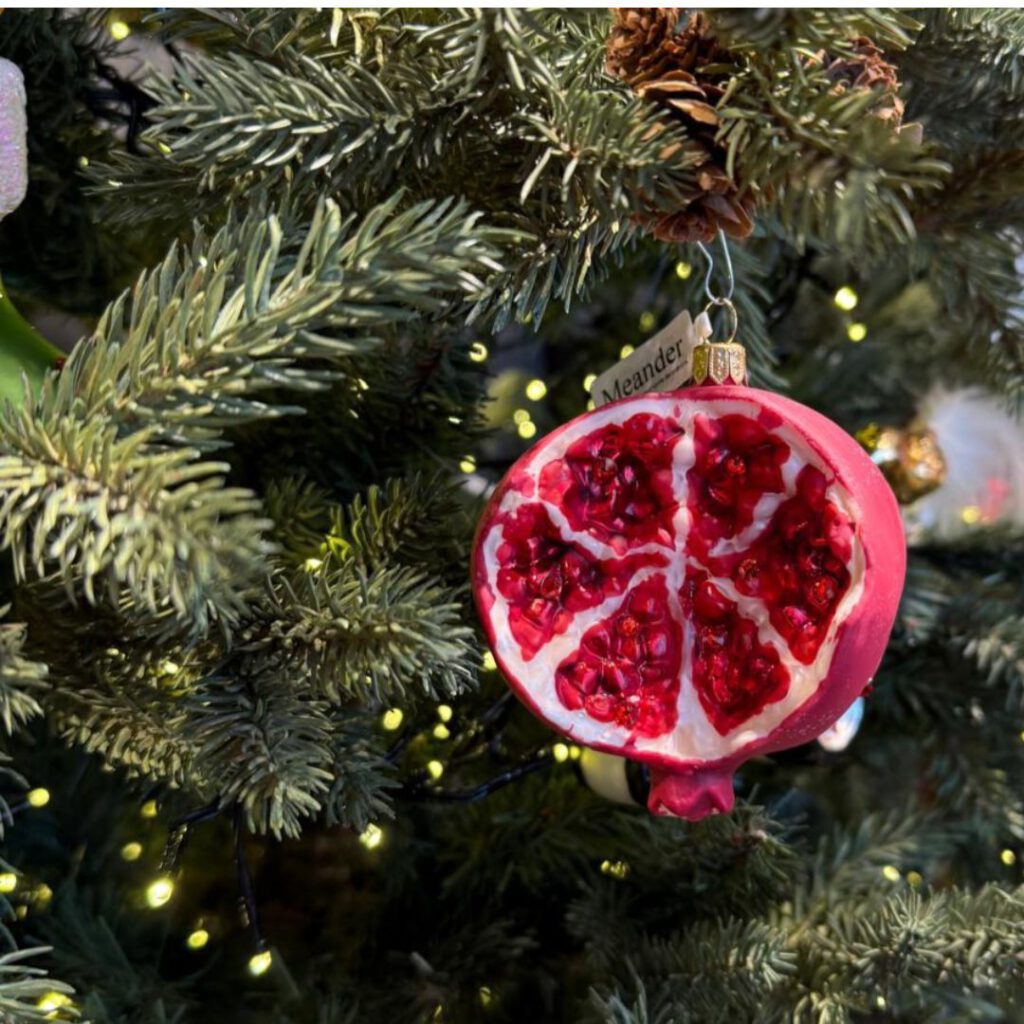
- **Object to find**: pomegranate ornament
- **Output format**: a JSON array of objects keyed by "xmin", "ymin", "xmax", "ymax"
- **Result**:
[{"xmin": 472, "ymin": 336, "xmax": 906, "ymax": 821}]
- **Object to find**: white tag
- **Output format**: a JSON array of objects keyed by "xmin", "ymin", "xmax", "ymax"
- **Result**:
[{"xmin": 590, "ymin": 309, "xmax": 713, "ymax": 408}]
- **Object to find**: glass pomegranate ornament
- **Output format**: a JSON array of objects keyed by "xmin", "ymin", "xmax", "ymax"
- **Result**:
[{"xmin": 472, "ymin": 338, "xmax": 906, "ymax": 820}]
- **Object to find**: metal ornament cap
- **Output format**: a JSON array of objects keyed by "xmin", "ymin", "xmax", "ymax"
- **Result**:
[{"xmin": 691, "ymin": 341, "xmax": 747, "ymax": 386}]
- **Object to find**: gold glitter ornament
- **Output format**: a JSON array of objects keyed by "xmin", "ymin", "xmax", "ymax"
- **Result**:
[{"xmin": 865, "ymin": 424, "xmax": 947, "ymax": 504}]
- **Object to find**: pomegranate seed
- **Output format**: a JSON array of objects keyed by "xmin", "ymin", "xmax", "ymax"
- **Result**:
[
  {"xmin": 694, "ymin": 580, "xmax": 730, "ymax": 621},
  {"xmin": 724, "ymin": 453, "xmax": 747, "ymax": 477}
]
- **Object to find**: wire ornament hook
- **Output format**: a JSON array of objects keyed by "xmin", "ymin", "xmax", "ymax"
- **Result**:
[{"xmin": 694, "ymin": 230, "xmax": 738, "ymax": 344}]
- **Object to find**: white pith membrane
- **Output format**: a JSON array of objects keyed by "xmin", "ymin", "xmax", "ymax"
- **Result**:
[{"xmin": 478, "ymin": 394, "xmax": 866, "ymax": 764}]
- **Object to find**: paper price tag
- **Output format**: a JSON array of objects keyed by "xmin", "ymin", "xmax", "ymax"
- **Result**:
[{"xmin": 590, "ymin": 309, "xmax": 713, "ymax": 409}]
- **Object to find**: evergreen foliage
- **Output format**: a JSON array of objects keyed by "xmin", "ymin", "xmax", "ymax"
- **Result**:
[{"xmin": 0, "ymin": 7, "xmax": 1023, "ymax": 1023}]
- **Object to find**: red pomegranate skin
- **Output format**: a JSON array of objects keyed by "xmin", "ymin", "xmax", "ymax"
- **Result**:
[{"xmin": 472, "ymin": 386, "xmax": 906, "ymax": 821}]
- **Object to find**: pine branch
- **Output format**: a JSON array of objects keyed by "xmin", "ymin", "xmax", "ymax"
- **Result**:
[
  {"xmin": 244, "ymin": 562, "xmax": 477, "ymax": 705},
  {"xmin": 0, "ymin": 611, "xmax": 48, "ymax": 736}
]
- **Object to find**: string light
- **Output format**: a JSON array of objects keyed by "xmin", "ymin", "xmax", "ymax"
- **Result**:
[
  {"xmin": 359, "ymin": 823, "xmax": 384, "ymax": 850},
  {"xmin": 586, "ymin": 399, "xmax": 596, "ymax": 411},
  {"xmin": 34, "ymin": 884, "xmax": 52, "ymax": 908},
  {"xmin": 109, "ymin": 18, "xmax": 131, "ymax": 40},
  {"xmin": 552, "ymin": 743, "xmax": 569, "ymax": 763},
  {"xmin": 619, "ymin": 344, "xmax": 635, "ymax": 358},
  {"xmin": 36, "ymin": 991, "xmax": 73, "ymax": 1017},
  {"xmin": 513, "ymin": 408, "xmax": 531, "ymax": 425},
  {"xmin": 140, "ymin": 799, "xmax": 159, "ymax": 819},
  {"xmin": 525, "ymin": 379, "xmax": 547, "ymax": 401},
  {"xmin": 833, "ymin": 285, "xmax": 859, "ymax": 311},
  {"xmin": 638, "ymin": 311, "xmax": 656, "ymax": 332},
  {"xmin": 846, "ymin": 322, "xmax": 867, "ymax": 343},
  {"xmin": 160, "ymin": 660, "xmax": 180, "ymax": 676},
  {"xmin": 381, "ymin": 708, "xmax": 404, "ymax": 731},
  {"xmin": 145, "ymin": 875, "xmax": 175, "ymax": 908},
  {"xmin": 0, "ymin": 872, "xmax": 16, "ymax": 893},
  {"xmin": 882, "ymin": 864, "xmax": 901, "ymax": 882},
  {"xmin": 675, "ymin": 260, "xmax": 693, "ymax": 280},
  {"xmin": 26, "ymin": 788, "xmax": 49, "ymax": 808},
  {"xmin": 518, "ymin": 421, "xmax": 537, "ymax": 440},
  {"xmin": 186, "ymin": 927, "xmax": 210, "ymax": 950},
  {"xmin": 961, "ymin": 505, "xmax": 981, "ymax": 525},
  {"xmin": 459, "ymin": 455, "xmax": 477, "ymax": 474},
  {"xmin": 478, "ymin": 986, "xmax": 494, "ymax": 1009},
  {"xmin": 303, "ymin": 557, "xmax": 323, "ymax": 572},
  {"xmin": 482, "ymin": 651, "xmax": 497, "ymax": 672},
  {"xmin": 77, "ymin": 155, "xmax": 90, "ymax": 169},
  {"xmin": 426, "ymin": 760, "xmax": 444, "ymax": 781},
  {"xmin": 906, "ymin": 870, "xmax": 923, "ymax": 888},
  {"xmin": 120, "ymin": 842, "xmax": 143, "ymax": 862},
  {"xmin": 583, "ymin": 373, "xmax": 597, "ymax": 392},
  {"xmin": 600, "ymin": 859, "xmax": 630, "ymax": 880},
  {"xmin": 1001, "ymin": 849, "xmax": 1017, "ymax": 866},
  {"xmin": 569, "ymin": 745, "xmax": 582, "ymax": 760},
  {"xmin": 248, "ymin": 950, "xmax": 273, "ymax": 976},
  {"xmin": 437, "ymin": 705, "xmax": 453, "ymax": 723},
  {"xmin": 433, "ymin": 724, "xmax": 451, "ymax": 740},
  {"xmin": 469, "ymin": 342, "xmax": 488, "ymax": 363}
]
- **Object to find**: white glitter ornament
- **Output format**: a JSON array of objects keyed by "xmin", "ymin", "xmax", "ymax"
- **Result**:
[
  {"xmin": 902, "ymin": 388, "xmax": 1024, "ymax": 543},
  {"xmin": 0, "ymin": 58, "xmax": 28, "ymax": 221}
]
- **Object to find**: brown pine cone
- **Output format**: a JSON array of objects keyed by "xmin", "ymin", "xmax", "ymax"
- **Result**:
[
  {"xmin": 824, "ymin": 36, "xmax": 906, "ymax": 125},
  {"xmin": 606, "ymin": 8, "xmax": 754, "ymax": 243}
]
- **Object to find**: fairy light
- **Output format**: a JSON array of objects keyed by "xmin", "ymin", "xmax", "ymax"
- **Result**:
[
  {"xmin": 145, "ymin": 875, "xmax": 175, "ymax": 908},
  {"xmin": 569, "ymin": 745, "xmax": 582, "ymax": 760},
  {"xmin": 600, "ymin": 859, "xmax": 630, "ymax": 880},
  {"xmin": 77, "ymin": 155, "xmax": 90, "ymax": 169},
  {"xmin": 186, "ymin": 927, "xmax": 210, "ymax": 950},
  {"xmin": 833, "ymin": 285, "xmax": 859, "ymax": 311},
  {"xmin": 961, "ymin": 505, "xmax": 981, "ymax": 525},
  {"xmin": 160, "ymin": 660, "xmax": 180, "ymax": 676},
  {"xmin": 26, "ymin": 787, "xmax": 50, "ymax": 808},
  {"xmin": 248, "ymin": 950, "xmax": 273, "ymax": 976},
  {"xmin": 34, "ymin": 884, "xmax": 52, "ymax": 908},
  {"xmin": 382, "ymin": 708, "xmax": 404, "ymax": 731},
  {"xmin": 478, "ymin": 986, "xmax": 494, "ymax": 1009},
  {"xmin": 518, "ymin": 421, "xmax": 537, "ymax": 440},
  {"xmin": 359, "ymin": 823, "xmax": 384, "ymax": 850},
  {"xmin": 906, "ymin": 870, "xmax": 923, "ymax": 888},
  {"xmin": 14, "ymin": 905, "xmax": 26, "ymax": 920},
  {"xmin": 459, "ymin": 455, "xmax": 477, "ymax": 474},
  {"xmin": 120, "ymin": 841, "xmax": 143, "ymax": 862},
  {"xmin": 583, "ymin": 373, "xmax": 597, "ymax": 392},
  {"xmin": 433, "ymin": 724, "xmax": 451, "ymax": 740},
  {"xmin": 586, "ymin": 399, "xmax": 596, "ymax": 411},
  {"xmin": 525, "ymin": 379, "xmax": 547, "ymax": 401},
  {"xmin": 513, "ymin": 408, "xmax": 531, "ymax": 425},
  {"xmin": 437, "ymin": 704, "xmax": 453, "ymax": 723},
  {"xmin": 675, "ymin": 260, "xmax": 693, "ymax": 280},
  {"xmin": 638, "ymin": 311, "xmax": 656, "ymax": 332},
  {"xmin": 1001, "ymin": 848, "xmax": 1017, "ymax": 866},
  {"xmin": 846, "ymin": 322, "xmax": 867, "ymax": 343},
  {"xmin": 469, "ymin": 342, "xmax": 488, "ymax": 363},
  {"xmin": 882, "ymin": 864, "xmax": 900, "ymax": 882},
  {"xmin": 140, "ymin": 799, "xmax": 159, "ymax": 819},
  {"xmin": 109, "ymin": 18, "xmax": 131, "ymax": 40},
  {"xmin": 482, "ymin": 651, "xmax": 497, "ymax": 672},
  {"xmin": 552, "ymin": 743, "xmax": 569, "ymax": 763},
  {"xmin": 303, "ymin": 557, "xmax": 323, "ymax": 572},
  {"xmin": 426, "ymin": 760, "xmax": 444, "ymax": 781},
  {"xmin": 36, "ymin": 991, "xmax": 73, "ymax": 1017},
  {"xmin": 619, "ymin": 344, "xmax": 635, "ymax": 358},
  {"xmin": 0, "ymin": 872, "xmax": 16, "ymax": 893}
]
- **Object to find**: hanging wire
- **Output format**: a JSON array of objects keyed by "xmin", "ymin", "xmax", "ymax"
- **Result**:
[
  {"xmin": 695, "ymin": 229, "xmax": 735, "ymax": 304},
  {"xmin": 694, "ymin": 230, "xmax": 738, "ymax": 343}
]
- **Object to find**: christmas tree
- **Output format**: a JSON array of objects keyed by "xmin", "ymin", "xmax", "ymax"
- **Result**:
[{"xmin": 1, "ymin": 7, "xmax": 1024, "ymax": 1022}]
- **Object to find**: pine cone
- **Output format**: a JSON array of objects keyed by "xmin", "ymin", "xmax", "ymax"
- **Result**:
[
  {"xmin": 824, "ymin": 36, "xmax": 905, "ymax": 125},
  {"xmin": 606, "ymin": 9, "xmax": 754, "ymax": 244}
]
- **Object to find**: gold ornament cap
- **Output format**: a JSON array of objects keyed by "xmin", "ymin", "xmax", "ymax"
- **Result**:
[{"xmin": 691, "ymin": 342, "xmax": 747, "ymax": 386}]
